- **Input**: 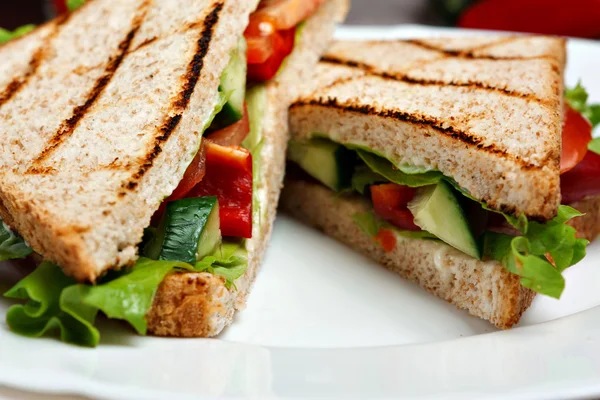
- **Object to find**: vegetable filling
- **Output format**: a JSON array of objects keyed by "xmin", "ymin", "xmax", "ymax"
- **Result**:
[{"xmin": 288, "ymin": 85, "xmax": 600, "ymax": 300}]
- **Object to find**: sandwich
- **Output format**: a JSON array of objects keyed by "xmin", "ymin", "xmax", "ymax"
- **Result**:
[
  {"xmin": 282, "ymin": 37, "xmax": 600, "ymax": 329},
  {"xmin": 0, "ymin": 0, "xmax": 349, "ymax": 346}
]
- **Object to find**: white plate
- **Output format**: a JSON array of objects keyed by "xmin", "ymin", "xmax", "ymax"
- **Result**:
[{"xmin": 1, "ymin": 25, "xmax": 600, "ymax": 400}]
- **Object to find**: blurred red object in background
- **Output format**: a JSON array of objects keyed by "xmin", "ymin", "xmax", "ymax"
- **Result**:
[
  {"xmin": 53, "ymin": 0, "xmax": 68, "ymax": 14},
  {"xmin": 459, "ymin": 0, "xmax": 600, "ymax": 39}
]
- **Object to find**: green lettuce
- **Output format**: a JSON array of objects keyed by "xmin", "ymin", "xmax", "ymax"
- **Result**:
[
  {"xmin": 449, "ymin": 180, "xmax": 529, "ymax": 233},
  {"xmin": 589, "ymin": 138, "xmax": 600, "ymax": 155},
  {"xmin": 0, "ymin": 25, "xmax": 36, "ymax": 45},
  {"xmin": 4, "ymin": 262, "xmax": 99, "ymax": 346},
  {"xmin": 67, "ymin": 0, "xmax": 86, "ymax": 12},
  {"xmin": 356, "ymin": 150, "xmax": 443, "ymax": 188},
  {"xmin": 483, "ymin": 206, "xmax": 588, "ymax": 298},
  {"xmin": 0, "ymin": 222, "xmax": 32, "ymax": 261},
  {"xmin": 565, "ymin": 82, "xmax": 600, "ymax": 129},
  {"xmin": 351, "ymin": 165, "xmax": 386, "ymax": 195},
  {"xmin": 4, "ymin": 242, "xmax": 248, "ymax": 347}
]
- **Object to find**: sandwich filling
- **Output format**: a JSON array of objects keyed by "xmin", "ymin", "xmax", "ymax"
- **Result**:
[
  {"xmin": 0, "ymin": 0, "xmax": 325, "ymax": 346},
  {"xmin": 288, "ymin": 85, "xmax": 600, "ymax": 300}
]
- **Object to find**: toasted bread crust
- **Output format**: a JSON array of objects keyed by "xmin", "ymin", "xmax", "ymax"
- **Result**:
[
  {"xmin": 290, "ymin": 37, "xmax": 566, "ymax": 221},
  {"xmin": 281, "ymin": 179, "xmax": 600, "ymax": 328},
  {"xmin": 147, "ymin": 0, "xmax": 349, "ymax": 337},
  {"xmin": 570, "ymin": 196, "xmax": 600, "ymax": 242},
  {"xmin": 281, "ymin": 179, "xmax": 536, "ymax": 329}
]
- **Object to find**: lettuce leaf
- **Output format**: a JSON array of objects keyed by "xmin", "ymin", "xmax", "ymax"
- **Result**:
[
  {"xmin": 448, "ymin": 180, "xmax": 529, "ymax": 233},
  {"xmin": 356, "ymin": 150, "xmax": 443, "ymax": 187},
  {"xmin": 4, "ymin": 262, "xmax": 100, "ymax": 346},
  {"xmin": 351, "ymin": 165, "xmax": 386, "ymax": 195},
  {"xmin": 0, "ymin": 221, "xmax": 32, "ymax": 261},
  {"xmin": 67, "ymin": 0, "xmax": 86, "ymax": 11},
  {"xmin": 589, "ymin": 138, "xmax": 600, "ymax": 156},
  {"xmin": 0, "ymin": 25, "xmax": 36, "ymax": 45},
  {"xmin": 565, "ymin": 82, "xmax": 600, "ymax": 128},
  {"xmin": 4, "ymin": 243, "xmax": 248, "ymax": 347},
  {"xmin": 193, "ymin": 241, "xmax": 248, "ymax": 289},
  {"xmin": 483, "ymin": 206, "xmax": 588, "ymax": 298}
]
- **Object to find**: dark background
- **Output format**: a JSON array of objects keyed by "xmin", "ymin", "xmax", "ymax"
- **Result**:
[
  {"xmin": 1, "ymin": 0, "xmax": 47, "ymax": 29},
  {"xmin": 2, "ymin": 0, "xmax": 600, "ymax": 39},
  {"xmin": 3, "ymin": 0, "xmax": 443, "ymax": 30}
]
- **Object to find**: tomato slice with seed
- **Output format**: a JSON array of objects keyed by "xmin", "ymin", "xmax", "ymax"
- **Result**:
[
  {"xmin": 371, "ymin": 183, "xmax": 421, "ymax": 231},
  {"xmin": 561, "ymin": 103, "xmax": 593, "ymax": 174}
]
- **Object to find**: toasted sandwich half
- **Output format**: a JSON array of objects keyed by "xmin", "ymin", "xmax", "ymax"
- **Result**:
[
  {"xmin": 282, "ymin": 37, "xmax": 600, "ymax": 329},
  {"xmin": 0, "ymin": 0, "xmax": 349, "ymax": 346}
]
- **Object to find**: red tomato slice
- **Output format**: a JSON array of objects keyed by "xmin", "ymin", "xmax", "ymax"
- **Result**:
[
  {"xmin": 371, "ymin": 184, "xmax": 421, "ymax": 231},
  {"xmin": 458, "ymin": 0, "xmax": 600, "ymax": 39},
  {"xmin": 245, "ymin": 15, "xmax": 277, "ymax": 64},
  {"xmin": 247, "ymin": 28, "xmax": 295, "ymax": 83},
  {"xmin": 207, "ymin": 103, "xmax": 250, "ymax": 147},
  {"xmin": 561, "ymin": 103, "xmax": 593, "ymax": 173},
  {"xmin": 253, "ymin": 0, "xmax": 327, "ymax": 30},
  {"xmin": 170, "ymin": 141, "xmax": 207, "ymax": 201},
  {"xmin": 374, "ymin": 228, "xmax": 397, "ymax": 253},
  {"xmin": 151, "ymin": 141, "xmax": 208, "ymax": 224},
  {"xmin": 561, "ymin": 151, "xmax": 600, "ymax": 204},
  {"xmin": 188, "ymin": 142, "xmax": 253, "ymax": 238}
]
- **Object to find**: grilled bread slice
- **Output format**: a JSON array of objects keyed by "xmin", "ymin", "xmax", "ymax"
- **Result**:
[
  {"xmin": 281, "ymin": 180, "xmax": 599, "ymax": 329},
  {"xmin": 0, "ymin": 0, "xmax": 258, "ymax": 282},
  {"xmin": 290, "ymin": 37, "xmax": 566, "ymax": 221},
  {"xmin": 570, "ymin": 196, "xmax": 600, "ymax": 242},
  {"xmin": 147, "ymin": 0, "xmax": 350, "ymax": 337}
]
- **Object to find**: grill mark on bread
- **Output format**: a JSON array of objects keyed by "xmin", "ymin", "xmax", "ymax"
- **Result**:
[
  {"xmin": 129, "ymin": 36, "xmax": 158, "ymax": 53},
  {"xmin": 466, "ymin": 36, "xmax": 521, "ymax": 52},
  {"xmin": 121, "ymin": 1, "xmax": 224, "ymax": 194},
  {"xmin": 127, "ymin": 21, "xmax": 204, "ymax": 54},
  {"xmin": 291, "ymin": 97, "xmax": 545, "ymax": 171},
  {"xmin": 321, "ymin": 56, "xmax": 548, "ymax": 103},
  {"xmin": 405, "ymin": 38, "xmax": 555, "ymax": 61},
  {"xmin": 27, "ymin": 2, "xmax": 149, "ymax": 173},
  {"xmin": 0, "ymin": 16, "xmax": 69, "ymax": 108}
]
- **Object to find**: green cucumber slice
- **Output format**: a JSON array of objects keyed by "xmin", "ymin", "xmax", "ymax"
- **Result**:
[
  {"xmin": 146, "ymin": 197, "xmax": 222, "ymax": 264},
  {"xmin": 218, "ymin": 37, "xmax": 247, "ymax": 126},
  {"xmin": 408, "ymin": 181, "xmax": 481, "ymax": 259},
  {"xmin": 287, "ymin": 139, "xmax": 355, "ymax": 191}
]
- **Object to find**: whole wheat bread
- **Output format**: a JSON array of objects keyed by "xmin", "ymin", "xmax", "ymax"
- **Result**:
[
  {"xmin": 146, "ymin": 0, "xmax": 350, "ymax": 337},
  {"xmin": 290, "ymin": 37, "xmax": 566, "ymax": 221},
  {"xmin": 281, "ymin": 179, "xmax": 600, "ymax": 329},
  {"xmin": 0, "ymin": 0, "xmax": 258, "ymax": 282}
]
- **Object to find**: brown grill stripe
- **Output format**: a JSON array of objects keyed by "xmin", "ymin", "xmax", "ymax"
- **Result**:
[
  {"xmin": 405, "ymin": 38, "xmax": 555, "ymax": 61},
  {"xmin": 320, "ymin": 56, "xmax": 547, "ymax": 103},
  {"xmin": 290, "ymin": 98, "xmax": 543, "ymax": 172},
  {"xmin": 0, "ymin": 16, "xmax": 70, "ymax": 108},
  {"xmin": 27, "ymin": 1, "xmax": 150, "ymax": 172},
  {"xmin": 121, "ymin": 1, "xmax": 224, "ymax": 193}
]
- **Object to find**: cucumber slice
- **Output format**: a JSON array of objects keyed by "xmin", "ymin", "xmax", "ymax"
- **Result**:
[
  {"xmin": 218, "ymin": 37, "xmax": 247, "ymax": 126},
  {"xmin": 147, "ymin": 197, "xmax": 222, "ymax": 264},
  {"xmin": 408, "ymin": 181, "xmax": 481, "ymax": 259},
  {"xmin": 287, "ymin": 139, "xmax": 354, "ymax": 191}
]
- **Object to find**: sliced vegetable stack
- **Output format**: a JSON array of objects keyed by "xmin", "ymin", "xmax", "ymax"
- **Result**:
[{"xmin": 288, "ymin": 84, "xmax": 600, "ymax": 300}]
